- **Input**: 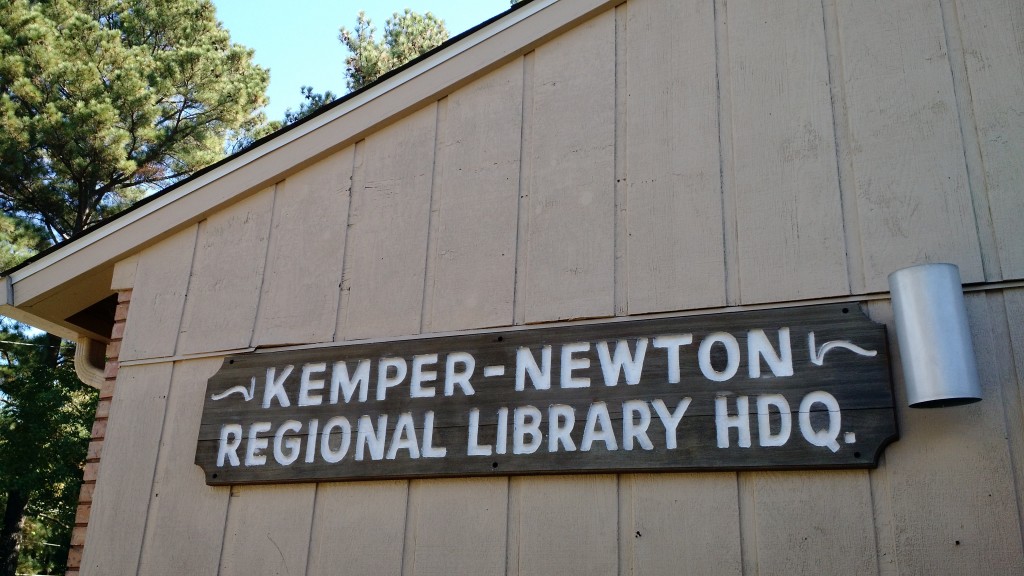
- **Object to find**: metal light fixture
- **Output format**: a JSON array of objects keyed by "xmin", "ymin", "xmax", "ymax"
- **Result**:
[{"xmin": 888, "ymin": 263, "xmax": 982, "ymax": 408}]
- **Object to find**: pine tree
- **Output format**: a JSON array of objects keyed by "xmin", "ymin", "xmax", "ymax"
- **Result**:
[
  {"xmin": 0, "ymin": 1, "xmax": 269, "ymax": 572},
  {"xmin": 340, "ymin": 9, "xmax": 449, "ymax": 92},
  {"xmin": 264, "ymin": 8, "xmax": 448, "ymax": 131},
  {"xmin": 0, "ymin": 326, "xmax": 95, "ymax": 575},
  {"xmin": 0, "ymin": 0, "xmax": 270, "ymax": 243}
]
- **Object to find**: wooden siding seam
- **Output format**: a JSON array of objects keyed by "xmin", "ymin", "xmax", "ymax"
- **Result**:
[
  {"xmin": 505, "ymin": 478, "xmax": 523, "ymax": 575},
  {"xmin": 398, "ymin": 481, "xmax": 413, "ymax": 576},
  {"xmin": 416, "ymin": 101, "xmax": 440, "ymax": 336},
  {"xmin": 616, "ymin": 474, "xmax": 633, "ymax": 576},
  {"xmin": 821, "ymin": 0, "xmax": 863, "ymax": 295},
  {"xmin": 736, "ymin": 473, "xmax": 757, "ymax": 576},
  {"xmin": 613, "ymin": 2, "xmax": 628, "ymax": 317},
  {"xmin": 866, "ymin": 462, "xmax": 892, "ymax": 576},
  {"xmin": 213, "ymin": 488, "xmax": 234, "ymax": 576},
  {"xmin": 615, "ymin": 474, "xmax": 625, "ymax": 576},
  {"xmin": 865, "ymin": 303, "xmax": 902, "ymax": 576},
  {"xmin": 420, "ymin": 98, "xmax": 447, "ymax": 334},
  {"xmin": 939, "ymin": 0, "xmax": 1004, "ymax": 281},
  {"xmin": 170, "ymin": 223, "xmax": 203, "ymax": 357},
  {"xmin": 334, "ymin": 140, "xmax": 364, "ymax": 342},
  {"xmin": 247, "ymin": 184, "xmax": 280, "ymax": 347},
  {"xmin": 992, "ymin": 291, "xmax": 1024, "ymax": 550},
  {"xmin": 512, "ymin": 53, "xmax": 535, "ymax": 327},
  {"xmin": 713, "ymin": 0, "xmax": 739, "ymax": 307},
  {"xmin": 131, "ymin": 360, "xmax": 179, "ymax": 576},
  {"xmin": 503, "ymin": 477, "xmax": 512, "ymax": 576},
  {"xmin": 329, "ymin": 148, "xmax": 358, "ymax": 343},
  {"xmin": 861, "ymin": 470, "xmax": 886, "ymax": 575},
  {"xmin": 868, "ymin": 455, "xmax": 899, "ymax": 576},
  {"xmin": 301, "ymin": 484, "xmax": 320, "ymax": 576}
]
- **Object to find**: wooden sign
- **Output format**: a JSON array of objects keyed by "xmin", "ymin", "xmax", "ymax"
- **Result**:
[{"xmin": 195, "ymin": 304, "xmax": 897, "ymax": 485}]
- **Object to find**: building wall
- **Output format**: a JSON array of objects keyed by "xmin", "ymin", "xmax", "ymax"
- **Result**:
[{"xmin": 79, "ymin": 0, "xmax": 1024, "ymax": 574}]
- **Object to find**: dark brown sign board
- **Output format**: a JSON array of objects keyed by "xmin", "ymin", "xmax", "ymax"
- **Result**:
[{"xmin": 195, "ymin": 304, "xmax": 897, "ymax": 485}]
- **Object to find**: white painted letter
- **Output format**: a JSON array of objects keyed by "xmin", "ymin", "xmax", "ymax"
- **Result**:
[
  {"xmin": 377, "ymin": 357, "xmax": 407, "ymax": 401},
  {"xmin": 756, "ymin": 394, "xmax": 791, "ymax": 447},
  {"xmin": 387, "ymin": 413, "xmax": 421, "ymax": 459},
  {"xmin": 467, "ymin": 408, "xmax": 492, "ymax": 456},
  {"xmin": 515, "ymin": 346, "xmax": 551, "ymax": 391},
  {"xmin": 321, "ymin": 416, "xmax": 352, "ymax": 463},
  {"xmin": 747, "ymin": 328, "xmax": 793, "ymax": 378},
  {"xmin": 410, "ymin": 354, "xmax": 438, "ymax": 398},
  {"xmin": 262, "ymin": 365, "xmax": 294, "ymax": 408},
  {"xmin": 513, "ymin": 405, "xmax": 543, "ymax": 454},
  {"xmin": 273, "ymin": 420, "xmax": 302, "ymax": 465},
  {"xmin": 445, "ymin": 352, "xmax": 476, "ymax": 396},
  {"xmin": 622, "ymin": 400, "xmax": 653, "ymax": 450},
  {"xmin": 245, "ymin": 422, "xmax": 272, "ymax": 466},
  {"xmin": 653, "ymin": 335, "xmax": 693, "ymax": 384},
  {"xmin": 304, "ymin": 418, "xmax": 319, "ymax": 463},
  {"xmin": 799, "ymin": 391, "xmax": 841, "ymax": 453},
  {"xmin": 581, "ymin": 402, "xmax": 618, "ymax": 451},
  {"xmin": 299, "ymin": 362, "xmax": 326, "ymax": 406},
  {"xmin": 548, "ymin": 404, "xmax": 577, "ymax": 452},
  {"xmin": 597, "ymin": 338, "xmax": 649, "ymax": 386},
  {"xmin": 422, "ymin": 411, "xmax": 447, "ymax": 458},
  {"xmin": 560, "ymin": 342, "xmax": 591, "ymax": 388},
  {"xmin": 356, "ymin": 415, "xmax": 388, "ymax": 461},
  {"xmin": 496, "ymin": 407, "xmax": 509, "ymax": 455},
  {"xmin": 652, "ymin": 398, "xmax": 691, "ymax": 449},
  {"xmin": 330, "ymin": 360, "xmax": 370, "ymax": 403},
  {"xmin": 699, "ymin": 333, "xmax": 740, "ymax": 382},
  {"xmin": 217, "ymin": 424, "xmax": 243, "ymax": 467},
  {"xmin": 715, "ymin": 396, "xmax": 751, "ymax": 448}
]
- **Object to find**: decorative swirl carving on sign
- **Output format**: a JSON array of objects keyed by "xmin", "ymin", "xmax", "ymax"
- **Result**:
[
  {"xmin": 211, "ymin": 377, "xmax": 256, "ymax": 402},
  {"xmin": 808, "ymin": 332, "xmax": 877, "ymax": 366}
]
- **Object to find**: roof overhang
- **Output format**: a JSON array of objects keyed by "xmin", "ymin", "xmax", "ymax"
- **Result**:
[{"xmin": 0, "ymin": 0, "xmax": 617, "ymax": 341}]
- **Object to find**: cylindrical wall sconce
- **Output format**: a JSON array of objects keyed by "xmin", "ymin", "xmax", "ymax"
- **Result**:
[{"xmin": 888, "ymin": 263, "xmax": 981, "ymax": 408}]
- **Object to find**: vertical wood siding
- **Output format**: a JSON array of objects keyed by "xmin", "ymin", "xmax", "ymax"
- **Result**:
[
  {"xmin": 79, "ymin": 364, "xmax": 174, "ymax": 574},
  {"xmin": 728, "ymin": 0, "xmax": 849, "ymax": 304},
  {"xmin": 624, "ymin": 0, "xmax": 725, "ymax": 313},
  {"xmin": 423, "ymin": 60, "xmax": 523, "ymax": 333},
  {"xmin": 118, "ymin": 226, "xmax": 197, "ymax": 361},
  {"xmin": 952, "ymin": 1, "xmax": 1024, "ymax": 279},
  {"xmin": 176, "ymin": 188, "xmax": 275, "ymax": 355},
  {"xmin": 136, "ymin": 359, "xmax": 230, "ymax": 576},
  {"xmin": 521, "ymin": 10, "xmax": 616, "ymax": 323},
  {"xmin": 313, "ymin": 103, "xmax": 441, "ymax": 574},
  {"xmin": 93, "ymin": 1, "xmax": 1024, "ymax": 575},
  {"xmin": 835, "ymin": 0, "xmax": 984, "ymax": 292},
  {"xmin": 252, "ymin": 147, "xmax": 354, "ymax": 347}
]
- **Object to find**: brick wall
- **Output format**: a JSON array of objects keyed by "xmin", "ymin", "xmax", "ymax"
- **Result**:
[{"xmin": 66, "ymin": 289, "xmax": 130, "ymax": 576}]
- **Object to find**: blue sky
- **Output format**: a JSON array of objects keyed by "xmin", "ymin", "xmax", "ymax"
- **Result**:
[{"xmin": 211, "ymin": 0, "xmax": 513, "ymax": 120}]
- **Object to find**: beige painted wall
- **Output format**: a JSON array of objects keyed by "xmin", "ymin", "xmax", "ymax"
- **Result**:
[{"xmin": 82, "ymin": 0, "xmax": 1024, "ymax": 574}]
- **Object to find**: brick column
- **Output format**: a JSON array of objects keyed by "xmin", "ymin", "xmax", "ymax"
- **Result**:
[{"xmin": 66, "ymin": 289, "xmax": 130, "ymax": 576}]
